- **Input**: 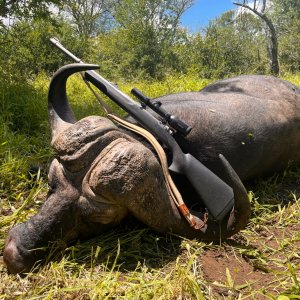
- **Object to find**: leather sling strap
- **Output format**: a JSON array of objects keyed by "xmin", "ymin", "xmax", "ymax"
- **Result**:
[{"xmin": 83, "ymin": 76, "xmax": 207, "ymax": 229}]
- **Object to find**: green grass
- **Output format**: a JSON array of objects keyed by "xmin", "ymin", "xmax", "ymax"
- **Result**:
[
  {"xmin": 282, "ymin": 74, "xmax": 300, "ymax": 86},
  {"xmin": 0, "ymin": 73, "xmax": 300, "ymax": 299}
]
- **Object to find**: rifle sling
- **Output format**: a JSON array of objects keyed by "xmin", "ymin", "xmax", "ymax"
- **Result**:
[
  {"xmin": 83, "ymin": 77, "xmax": 207, "ymax": 229},
  {"xmin": 108, "ymin": 113, "xmax": 207, "ymax": 230}
]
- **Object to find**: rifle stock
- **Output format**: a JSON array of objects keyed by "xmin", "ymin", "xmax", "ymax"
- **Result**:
[{"xmin": 50, "ymin": 38, "xmax": 234, "ymax": 222}]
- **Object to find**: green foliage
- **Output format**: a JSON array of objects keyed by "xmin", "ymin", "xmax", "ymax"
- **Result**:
[
  {"xmin": 0, "ymin": 76, "xmax": 51, "ymax": 203},
  {"xmin": 279, "ymin": 20, "xmax": 300, "ymax": 73},
  {"xmin": 282, "ymin": 73, "xmax": 300, "ymax": 86},
  {"xmin": 0, "ymin": 18, "xmax": 110, "ymax": 83},
  {"xmin": 272, "ymin": 0, "xmax": 300, "ymax": 31},
  {"xmin": 0, "ymin": 0, "xmax": 62, "ymax": 20},
  {"xmin": 61, "ymin": 0, "xmax": 116, "ymax": 37},
  {"xmin": 1, "ymin": 0, "xmax": 299, "ymax": 81},
  {"xmin": 184, "ymin": 11, "xmax": 267, "ymax": 78},
  {"xmin": 267, "ymin": 0, "xmax": 300, "ymax": 74},
  {"xmin": 101, "ymin": 0, "xmax": 194, "ymax": 79},
  {"xmin": 0, "ymin": 19, "xmax": 67, "ymax": 80}
]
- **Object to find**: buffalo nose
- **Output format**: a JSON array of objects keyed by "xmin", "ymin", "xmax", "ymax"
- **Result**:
[{"xmin": 3, "ymin": 236, "xmax": 30, "ymax": 274}]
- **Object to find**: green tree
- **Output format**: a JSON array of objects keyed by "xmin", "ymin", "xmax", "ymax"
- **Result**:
[
  {"xmin": 60, "ymin": 0, "xmax": 116, "ymax": 37},
  {"xmin": 0, "ymin": 0, "xmax": 62, "ymax": 22},
  {"xmin": 234, "ymin": 0, "xmax": 280, "ymax": 75},
  {"xmin": 188, "ymin": 10, "xmax": 267, "ymax": 78},
  {"xmin": 0, "ymin": 18, "xmax": 90, "ymax": 81},
  {"xmin": 271, "ymin": 0, "xmax": 300, "ymax": 73},
  {"xmin": 107, "ymin": 0, "xmax": 194, "ymax": 79}
]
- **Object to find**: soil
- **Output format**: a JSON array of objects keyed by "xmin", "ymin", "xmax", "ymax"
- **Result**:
[
  {"xmin": 199, "ymin": 215, "xmax": 300, "ymax": 298},
  {"xmin": 201, "ymin": 247, "xmax": 282, "ymax": 298}
]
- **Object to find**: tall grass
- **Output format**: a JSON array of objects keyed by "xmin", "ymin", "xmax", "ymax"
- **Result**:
[
  {"xmin": 0, "ymin": 71, "xmax": 211, "ymax": 202},
  {"xmin": 282, "ymin": 73, "xmax": 300, "ymax": 86},
  {"xmin": 0, "ymin": 73, "xmax": 300, "ymax": 299}
]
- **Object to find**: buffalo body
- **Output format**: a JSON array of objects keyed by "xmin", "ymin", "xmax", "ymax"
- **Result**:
[{"xmin": 3, "ymin": 70, "xmax": 300, "ymax": 274}]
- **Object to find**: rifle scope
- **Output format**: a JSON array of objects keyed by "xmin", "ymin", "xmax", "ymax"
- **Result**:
[{"xmin": 131, "ymin": 88, "xmax": 192, "ymax": 137}]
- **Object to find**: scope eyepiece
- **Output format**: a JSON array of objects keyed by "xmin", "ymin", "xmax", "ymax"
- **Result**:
[{"xmin": 168, "ymin": 116, "xmax": 192, "ymax": 137}]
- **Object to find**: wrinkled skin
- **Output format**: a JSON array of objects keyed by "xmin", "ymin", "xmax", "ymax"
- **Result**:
[{"xmin": 3, "ymin": 67, "xmax": 299, "ymax": 274}]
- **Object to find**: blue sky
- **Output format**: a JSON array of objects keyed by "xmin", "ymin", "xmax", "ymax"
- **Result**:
[{"xmin": 181, "ymin": 0, "xmax": 236, "ymax": 32}]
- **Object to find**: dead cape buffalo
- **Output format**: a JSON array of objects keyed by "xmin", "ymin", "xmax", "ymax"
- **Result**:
[{"xmin": 3, "ymin": 64, "xmax": 300, "ymax": 274}]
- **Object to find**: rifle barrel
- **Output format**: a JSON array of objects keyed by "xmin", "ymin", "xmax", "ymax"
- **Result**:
[
  {"xmin": 50, "ymin": 38, "xmax": 82, "ymax": 63},
  {"xmin": 50, "ymin": 38, "xmax": 235, "ymax": 222}
]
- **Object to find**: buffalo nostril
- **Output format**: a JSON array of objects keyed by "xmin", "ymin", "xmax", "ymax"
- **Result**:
[{"xmin": 3, "ymin": 237, "xmax": 30, "ymax": 274}]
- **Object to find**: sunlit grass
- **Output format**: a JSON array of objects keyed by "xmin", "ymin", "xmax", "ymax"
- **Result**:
[{"xmin": 282, "ymin": 73, "xmax": 300, "ymax": 86}]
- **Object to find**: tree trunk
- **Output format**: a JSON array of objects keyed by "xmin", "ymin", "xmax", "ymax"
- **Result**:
[
  {"xmin": 234, "ymin": 1, "xmax": 279, "ymax": 76},
  {"xmin": 264, "ymin": 16, "xmax": 279, "ymax": 75}
]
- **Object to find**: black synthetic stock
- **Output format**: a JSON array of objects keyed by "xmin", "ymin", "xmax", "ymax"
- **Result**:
[
  {"xmin": 87, "ymin": 68, "xmax": 234, "ymax": 222},
  {"xmin": 169, "ymin": 154, "xmax": 234, "ymax": 221},
  {"xmin": 50, "ymin": 39, "xmax": 236, "ymax": 222}
]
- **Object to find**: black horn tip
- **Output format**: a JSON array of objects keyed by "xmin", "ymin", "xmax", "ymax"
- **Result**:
[
  {"xmin": 48, "ymin": 63, "xmax": 100, "ymax": 108},
  {"xmin": 50, "ymin": 63, "xmax": 99, "ymax": 84}
]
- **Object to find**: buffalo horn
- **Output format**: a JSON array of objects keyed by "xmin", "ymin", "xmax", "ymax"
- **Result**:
[
  {"xmin": 48, "ymin": 63, "xmax": 99, "ymax": 142},
  {"xmin": 218, "ymin": 154, "xmax": 251, "ymax": 234}
]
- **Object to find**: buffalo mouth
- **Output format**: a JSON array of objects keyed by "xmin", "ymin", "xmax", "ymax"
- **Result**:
[{"xmin": 3, "ymin": 224, "xmax": 42, "ymax": 274}]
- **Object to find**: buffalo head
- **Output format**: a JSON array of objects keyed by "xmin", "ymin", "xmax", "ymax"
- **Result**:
[{"xmin": 3, "ymin": 64, "xmax": 250, "ymax": 274}]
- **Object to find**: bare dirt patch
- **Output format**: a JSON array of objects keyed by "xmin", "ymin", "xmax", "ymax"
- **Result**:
[
  {"xmin": 201, "ymin": 248, "xmax": 280, "ymax": 298},
  {"xmin": 199, "ymin": 202, "xmax": 300, "ymax": 298}
]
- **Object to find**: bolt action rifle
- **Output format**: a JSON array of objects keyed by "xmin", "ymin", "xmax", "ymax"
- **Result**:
[{"xmin": 50, "ymin": 37, "xmax": 235, "ymax": 223}]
